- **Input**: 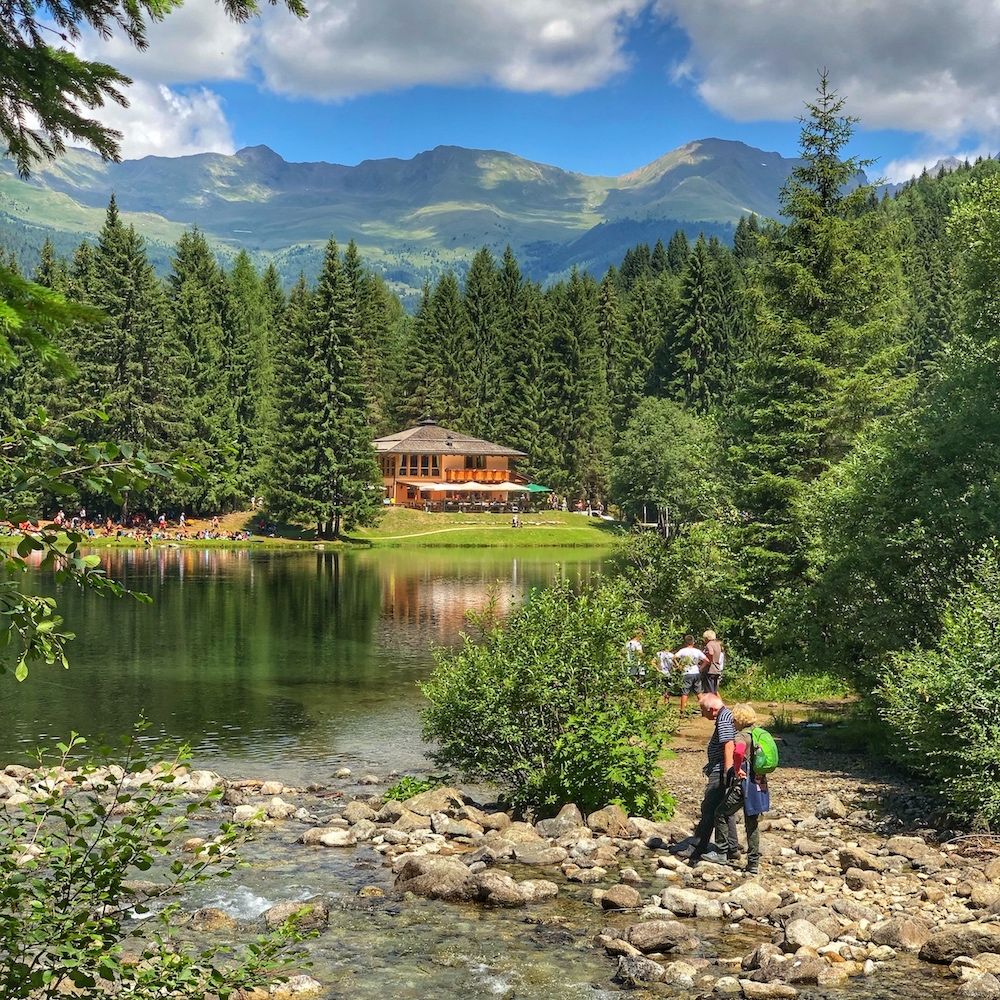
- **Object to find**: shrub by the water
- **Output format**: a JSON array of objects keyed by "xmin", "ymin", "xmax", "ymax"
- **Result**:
[
  {"xmin": 421, "ymin": 579, "xmax": 675, "ymax": 817},
  {"xmin": 880, "ymin": 545, "xmax": 1000, "ymax": 829},
  {"xmin": 0, "ymin": 730, "xmax": 307, "ymax": 999},
  {"xmin": 383, "ymin": 775, "xmax": 441, "ymax": 802}
]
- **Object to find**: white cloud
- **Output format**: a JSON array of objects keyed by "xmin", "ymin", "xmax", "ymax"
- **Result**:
[
  {"xmin": 80, "ymin": 0, "xmax": 251, "ymax": 83},
  {"xmin": 247, "ymin": 0, "xmax": 646, "ymax": 99},
  {"xmin": 88, "ymin": 81, "xmax": 235, "ymax": 158},
  {"xmin": 883, "ymin": 147, "xmax": 991, "ymax": 184},
  {"xmin": 656, "ymin": 0, "xmax": 1000, "ymax": 144}
]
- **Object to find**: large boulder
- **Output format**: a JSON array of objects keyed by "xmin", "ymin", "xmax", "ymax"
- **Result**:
[
  {"xmin": 870, "ymin": 916, "xmax": 933, "ymax": 952},
  {"xmin": 740, "ymin": 982, "xmax": 799, "ymax": 999},
  {"xmin": 783, "ymin": 919, "xmax": 830, "ymax": 951},
  {"xmin": 958, "ymin": 974, "xmax": 1000, "ymax": 1000},
  {"xmin": 0, "ymin": 774, "xmax": 19, "ymax": 799},
  {"xmin": 602, "ymin": 884, "xmax": 642, "ymax": 910},
  {"xmin": 728, "ymin": 882, "xmax": 783, "ymax": 919},
  {"xmin": 838, "ymin": 847, "xmax": 886, "ymax": 873},
  {"xmin": 402, "ymin": 786, "xmax": 465, "ymax": 817},
  {"xmin": 921, "ymin": 925, "xmax": 1000, "ymax": 964},
  {"xmin": 469, "ymin": 869, "xmax": 528, "ymax": 907},
  {"xmin": 815, "ymin": 794, "xmax": 849, "ymax": 819},
  {"xmin": 512, "ymin": 843, "xmax": 568, "ymax": 866},
  {"xmin": 660, "ymin": 887, "xmax": 710, "ymax": 918},
  {"xmin": 342, "ymin": 800, "xmax": 377, "ymax": 824},
  {"xmin": 625, "ymin": 919, "xmax": 691, "ymax": 954},
  {"xmin": 190, "ymin": 907, "xmax": 237, "ymax": 932},
  {"xmin": 535, "ymin": 803, "xmax": 585, "ymax": 838},
  {"xmin": 263, "ymin": 900, "xmax": 329, "ymax": 930},
  {"xmin": 394, "ymin": 856, "xmax": 475, "ymax": 903},
  {"xmin": 614, "ymin": 954, "xmax": 665, "ymax": 986},
  {"xmin": 587, "ymin": 804, "xmax": 637, "ymax": 838}
]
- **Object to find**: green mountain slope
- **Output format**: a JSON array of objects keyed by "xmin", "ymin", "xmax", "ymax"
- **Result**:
[{"xmin": 0, "ymin": 138, "xmax": 801, "ymax": 291}]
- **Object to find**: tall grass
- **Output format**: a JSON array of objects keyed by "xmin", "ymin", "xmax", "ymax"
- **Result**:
[{"xmin": 724, "ymin": 663, "xmax": 851, "ymax": 703}]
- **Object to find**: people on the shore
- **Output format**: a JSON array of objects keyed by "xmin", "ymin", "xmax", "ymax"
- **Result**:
[
  {"xmin": 671, "ymin": 692, "xmax": 741, "ymax": 866},
  {"xmin": 674, "ymin": 634, "xmax": 707, "ymax": 715},
  {"xmin": 626, "ymin": 632, "xmax": 645, "ymax": 679},
  {"xmin": 702, "ymin": 629, "xmax": 725, "ymax": 694},
  {"xmin": 656, "ymin": 646, "xmax": 675, "ymax": 704}
]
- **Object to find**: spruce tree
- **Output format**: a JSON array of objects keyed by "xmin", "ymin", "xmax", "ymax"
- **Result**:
[
  {"xmin": 167, "ymin": 229, "xmax": 239, "ymax": 509},
  {"xmin": 666, "ymin": 230, "xmax": 691, "ymax": 274},
  {"xmin": 280, "ymin": 240, "xmax": 380, "ymax": 538},
  {"xmin": 62, "ymin": 197, "xmax": 185, "ymax": 459},
  {"xmin": 463, "ymin": 247, "xmax": 506, "ymax": 439},
  {"xmin": 221, "ymin": 251, "xmax": 272, "ymax": 500}
]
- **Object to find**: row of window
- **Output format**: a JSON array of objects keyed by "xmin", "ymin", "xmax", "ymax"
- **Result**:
[{"xmin": 380, "ymin": 453, "xmax": 492, "ymax": 476}]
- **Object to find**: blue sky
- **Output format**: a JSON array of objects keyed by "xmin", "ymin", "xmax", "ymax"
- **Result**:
[{"xmin": 83, "ymin": 0, "xmax": 999, "ymax": 182}]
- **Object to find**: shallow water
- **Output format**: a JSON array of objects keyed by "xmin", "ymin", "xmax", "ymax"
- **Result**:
[{"xmin": 1, "ymin": 546, "xmax": 605, "ymax": 781}]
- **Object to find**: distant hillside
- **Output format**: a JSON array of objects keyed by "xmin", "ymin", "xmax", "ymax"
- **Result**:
[{"xmin": 0, "ymin": 138, "xmax": 802, "ymax": 291}]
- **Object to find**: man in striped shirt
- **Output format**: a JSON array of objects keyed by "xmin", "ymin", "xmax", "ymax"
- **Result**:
[{"xmin": 673, "ymin": 693, "xmax": 739, "ymax": 864}]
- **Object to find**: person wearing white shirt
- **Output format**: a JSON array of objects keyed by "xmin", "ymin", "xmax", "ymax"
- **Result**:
[
  {"xmin": 656, "ymin": 648, "xmax": 675, "ymax": 705},
  {"xmin": 674, "ymin": 634, "xmax": 708, "ymax": 715}
]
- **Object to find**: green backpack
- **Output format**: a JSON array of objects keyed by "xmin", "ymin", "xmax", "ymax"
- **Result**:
[{"xmin": 750, "ymin": 726, "xmax": 779, "ymax": 775}]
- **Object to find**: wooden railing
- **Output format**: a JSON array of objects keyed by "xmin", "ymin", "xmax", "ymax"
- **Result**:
[{"xmin": 443, "ymin": 468, "xmax": 508, "ymax": 483}]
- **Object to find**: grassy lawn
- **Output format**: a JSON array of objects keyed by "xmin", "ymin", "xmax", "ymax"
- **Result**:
[
  {"xmin": 351, "ymin": 507, "xmax": 624, "ymax": 548},
  {"xmin": 4, "ymin": 508, "xmax": 622, "ymax": 551}
]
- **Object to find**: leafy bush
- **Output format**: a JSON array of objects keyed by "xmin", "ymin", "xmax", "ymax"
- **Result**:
[
  {"xmin": 0, "ymin": 729, "xmax": 307, "ymax": 999},
  {"xmin": 383, "ymin": 775, "xmax": 441, "ymax": 802},
  {"xmin": 421, "ymin": 578, "xmax": 675, "ymax": 816},
  {"xmin": 880, "ymin": 545, "xmax": 1000, "ymax": 829}
]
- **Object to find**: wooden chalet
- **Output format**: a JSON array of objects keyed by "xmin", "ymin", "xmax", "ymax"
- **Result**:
[{"xmin": 374, "ymin": 419, "xmax": 529, "ymax": 509}]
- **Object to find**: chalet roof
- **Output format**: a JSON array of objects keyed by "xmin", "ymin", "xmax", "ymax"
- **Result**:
[{"xmin": 373, "ymin": 420, "xmax": 527, "ymax": 458}]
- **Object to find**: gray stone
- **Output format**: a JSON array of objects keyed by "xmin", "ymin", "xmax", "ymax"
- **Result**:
[
  {"xmin": 815, "ymin": 794, "xmax": 849, "ymax": 819},
  {"xmin": 602, "ymin": 883, "xmax": 642, "ymax": 910},
  {"xmin": 838, "ymin": 847, "xmax": 886, "ymax": 873},
  {"xmin": 469, "ymin": 869, "xmax": 527, "ymax": 907},
  {"xmin": 626, "ymin": 919, "xmax": 690, "ymax": 953},
  {"xmin": 519, "ymin": 879, "xmax": 559, "ymax": 903},
  {"xmin": 742, "ymin": 943, "xmax": 784, "ymax": 971},
  {"xmin": 587, "ymin": 803, "xmax": 637, "ymax": 838},
  {"xmin": 190, "ymin": 907, "xmax": 237, "ymax": 932},
  {"xmin": 784, "ymin": 919, "xmax": 830, "ymax": 951},
  {"xmin": 922, "ymin": 925, "xmax": 1000, "ymax": 964},
  {"xmin": 342, "ymin": 800, "xmax": 377, "ymax": 824},
  {"xmin": 958, "ymin": 974, "xmax": 1000, "ymax": 1000},
  {"xmin": 512, "ymin": 842, "xmax": 568, "ymax": 866},
  {"xmin": 402, "ymin": 786, "xmax": 465, "ymax": 816},
  {"xmin": 263, "ymin": 899, "xmax": 329, "ymax": 930},
  {"xmin": 740, "ymin": 982, "xmax": 798, "ymax": 999},
  {"xmin": 844, "ymin": 867, "xmax": 881, "ymax": 890},
  {"xmin": 614, "ymin": 954, "xmax": 665, "ymax": 986},
  {"xmin": 318, "ymin": 829, "xmax": 356, "ymax": 847},
  {"xmin": 715, "ymin": 976, "xmax": 742, "ymax": 995},
  {"xmin": 728, "ymin": 881, "xmax": 783, "ymax": 918},
  {"xmin": 393, "ymin": 809, "xmax": 432, "ymax": 833},
  {"xmin": 659, "ymin": 886, "xmax": 708, "ymax": 917},
  {"xmin": 793, "ymin": 839, "xmax": 825, "ymax": 856},
  {"xmin": 394, "ymin": 856, "xmax": 475, "ymax": 902},
  {"xmin": 870, "ymin": 916, "xmax": 933, "ymax": 952},
  {"xmin": 534, "ymin": 803, "xmax": 585, "ymax": 838}
]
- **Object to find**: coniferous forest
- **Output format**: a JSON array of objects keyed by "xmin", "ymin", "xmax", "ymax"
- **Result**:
[{"xmin": 4, "ymin": 79, "xmax": 1000, "ymax": 706}]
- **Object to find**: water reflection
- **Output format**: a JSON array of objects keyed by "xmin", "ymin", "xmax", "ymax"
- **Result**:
[{"xmin": 1, "ymin": 546, "xmax": 606, "ymax": 781}]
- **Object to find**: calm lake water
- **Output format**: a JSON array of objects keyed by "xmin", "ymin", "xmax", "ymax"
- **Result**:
[{"xmin": 1, "ymin": 546, "xmax": 607, "ymax": 781}]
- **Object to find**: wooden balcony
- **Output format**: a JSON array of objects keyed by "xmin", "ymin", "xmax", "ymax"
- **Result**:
[{"xmin": 443, "ymin": 468, "xmax": 508, "ymax": 484}]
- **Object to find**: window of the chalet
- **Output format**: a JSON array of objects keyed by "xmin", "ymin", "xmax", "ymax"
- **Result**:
[{"xmin": 464, "ymin": 455, "xmax": 487, "ymax": 470}]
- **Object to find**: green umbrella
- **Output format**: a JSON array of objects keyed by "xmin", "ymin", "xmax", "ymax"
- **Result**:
[{"xmin": 525, "ymin": 483, "xmax": 553, "ymax": 493}]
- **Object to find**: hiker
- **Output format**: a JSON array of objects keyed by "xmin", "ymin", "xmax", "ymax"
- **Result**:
[
  {"xmin": 702, "ymin": 629, "xmax": 725, "ymax": 694},
  {"xmin": 626, "ymin": 632, "xmax": 645, "ymax": 680},
  {"xmin": 656, "ymin": 646, "xmax": 675, "ymax": 704},
  {"xmin": 675, "ymin": 634, "xmax": 708, "ymax": 715},
  {"xmin": 712, "ymin": 703, "xmax": 771, "ymax": 875},
  {"xmin": 671, "ymin": 693, "xmax": 740, "ymax": 865}
]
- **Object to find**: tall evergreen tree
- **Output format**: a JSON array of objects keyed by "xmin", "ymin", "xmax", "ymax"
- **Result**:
[{"xmin": 666, "ymin": 230, "xmax": 691, "ymax": 274}]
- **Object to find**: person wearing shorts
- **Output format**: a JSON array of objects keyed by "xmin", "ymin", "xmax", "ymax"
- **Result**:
[
  {"xmin": 656, "ymin": 648, "xmax": 675, "ymax": 704},
  {"xmin": 675, "ymin": 635, "xmax": 707, "ymax": 715}
]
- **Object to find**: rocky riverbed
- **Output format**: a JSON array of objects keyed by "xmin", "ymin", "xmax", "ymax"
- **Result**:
[{"xmin": 3, "ymin": 716, "xmax": 999, "ymax": 999}]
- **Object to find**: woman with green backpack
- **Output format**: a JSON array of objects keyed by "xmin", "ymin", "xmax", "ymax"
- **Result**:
[{"xmin": 715, "ymin": 703, "xmax": 776, "ymax": 875}]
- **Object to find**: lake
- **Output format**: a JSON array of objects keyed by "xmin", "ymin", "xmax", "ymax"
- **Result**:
[{"xmin": 0, "ymin": 546, "xmax": 608, "ymax": 781}]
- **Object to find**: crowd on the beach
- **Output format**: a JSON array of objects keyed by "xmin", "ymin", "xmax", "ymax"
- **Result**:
[
  {"xmin": 2, "ymin": 508, "xmax": 261, "ymax": 543},
  {"xmin": 626, "ymin": 629, "xmax": 775, "ymax": 878}
]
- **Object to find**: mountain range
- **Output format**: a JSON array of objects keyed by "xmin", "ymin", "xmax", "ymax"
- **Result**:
[{"xmin": 0, "ymin": 137, "xmax": 804, "ymax": 293}]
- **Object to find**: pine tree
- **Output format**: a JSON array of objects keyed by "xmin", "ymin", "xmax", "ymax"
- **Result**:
[
  {"xmin": 167, "ymin": 229, "xmax": 239, "ymax": 509},
  {"xmin": 430, "ymin": 272, "xmax": 473, "ymax": 428},
  {"xmin": 600, "ymin": 269, "xmax": 645, "ymax": 432},
  {"xmin": 666, "ymin": 230, "xmax": 691, "ymax": 274},
  {"xmin": 462, "ymin": 247, "xmax": 506, "ymax": 438},
  {"xmin": 666, "ymin": 238, "xmax": 722, "ymax": 412},
  {"xmin": 275, "ymin": 240, "xmax": 381, "ymax": 538},
  {"xmin": 221, "ymin": 250, "xmax": 272, "ymax": 500},
  {"xmin": 650, "ymin": 239, "xmax": 669, "ymax": 275},
  {"xmin": 62, "ymin": 197, "xmax": 185, "ymax": 460}
]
